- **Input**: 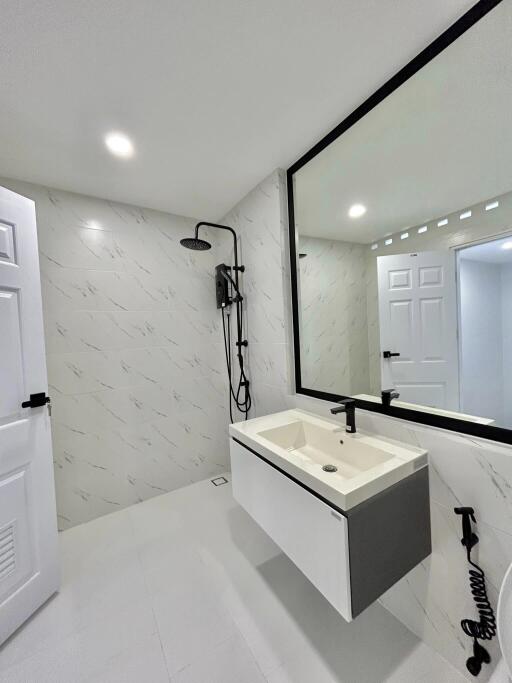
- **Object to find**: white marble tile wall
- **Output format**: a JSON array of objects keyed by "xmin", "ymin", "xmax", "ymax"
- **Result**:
[
  {"xmin": 218, "ymin": 169, "xmax": 292, "ymax": 419},
  {"xmin": 0, "ymin": 177, "xmax": 231, "ymax": 530},
  {"xmin": 298, "ymin": 236, "xmax": 370, "ymax": 395}
]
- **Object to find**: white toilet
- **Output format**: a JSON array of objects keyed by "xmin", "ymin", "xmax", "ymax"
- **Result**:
[{"xmin": 490, "ymin": 561, "xmax": 512, "ymax": 682}]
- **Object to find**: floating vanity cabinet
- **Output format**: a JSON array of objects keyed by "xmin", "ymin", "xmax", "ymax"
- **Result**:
[
  {"xmin": 229, "ymin": 410, "xmax": 431, "ymax": 621},
  {"xmin": 231, "ymin": 438, "xmax": 352, "ymax": 618}
]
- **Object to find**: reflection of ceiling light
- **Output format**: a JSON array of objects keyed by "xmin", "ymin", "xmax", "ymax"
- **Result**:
[
  {"xmin": 86, "ymin": 220, "xmax": 102, "ymax": 230},
  {"xmin": 486, "ymin": 200, "xmax": 499, "ymax": 211},
  {"xmin": 460, "ymin": 210, "xmax": 472, "ymax": 220},
  {"xmin": 348, "ymin": 203, "xmax": 366, "ymax": 218},
  {"xmin": 502, "ymin": 241, "xmax": 512, "ymax": 250},
  {"xmin": 385, "ymin": 238, "xmax": 393, "ymax": 246},
  {"xmin": 371, "ymin": 243, "xmax": 378, "ymax": 250},
  {"xmin": 401, "ymin": 232, "xmax": 409, "ymax": 240},
  {"xmin": 418, "ymin": 226, "xmax": 428, "ymax": 234},
  {"xmin": 438, "ymin": 218, "xmax": 448, "ymax": 227},
  {"xmin": 104, "ymin": 132, "xmax": 134, "ymax": 158}
]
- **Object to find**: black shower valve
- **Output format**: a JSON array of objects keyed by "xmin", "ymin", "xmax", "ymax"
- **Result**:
[
  {"xmin": 233, "ymin": 265, "xmax": 245, "ymax": 273},
  {"xmin": 236, "ymin": 340, "xmax": 248, "ymax": 347}
]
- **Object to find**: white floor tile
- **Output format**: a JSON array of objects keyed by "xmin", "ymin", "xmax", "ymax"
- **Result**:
[
  {"xmin": 151, "ymin": 584, "xmax": 238, "ymax": 675},
  {"xmin": 1, "ymin": 598, "xmax": 157, "ymax": 683},
  {"xmin": 0, "ymin": 516, "xmax": 147, "ymax": 671},
  {"xmin": 173, "ymin": 633, "xmax": 266, "ymax": 683},
  {"xmin": 0, "ymin": 475, "xmax": 468, "ymax": 683},
  {"xmin": 84, "ymin": 635, "xmax": 169, "ymax": 683}
]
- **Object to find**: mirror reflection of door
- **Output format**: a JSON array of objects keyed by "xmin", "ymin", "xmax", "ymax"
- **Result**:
[{"xmin": 377, "ymin": 251, "xmax": 459, "ymax": 410}]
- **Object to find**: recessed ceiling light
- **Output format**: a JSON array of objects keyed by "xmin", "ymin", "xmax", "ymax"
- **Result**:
[
  {"xmin": 460, "ymin": 210, "xmax": 472, "ymax": 220},
  {"xmin": 401, "ymin": 232, "xmax": 409, "ymax": 240},
  {"xmin": 418, "ymin": 226, "xmax": 428, "ymax": 234},
  {"xmin": 486, "ymin": 200, "xmax": 499, "ymax": 211},
  {"xmin": 348, "ymin": 203, "xmax": 366, "ymax": 219},
  {"xmin": 437, "ymin": 218, "xmax": 448, "ymax": 227},
  {"xmin": 104, "ymin": 132, "xmax": 134, "ymax": 158},
  {"xmin": 502, "ymin": 241, "xmax": 512, "ymax": 250}
]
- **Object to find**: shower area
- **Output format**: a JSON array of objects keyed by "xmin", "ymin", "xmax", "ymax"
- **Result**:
[{"xmin": 0, "ymin": 170, "xmax": 287, "ymax": 532}]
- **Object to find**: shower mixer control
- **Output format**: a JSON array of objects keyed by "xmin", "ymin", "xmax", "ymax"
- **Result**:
[{"xmin": 215, "ymin": 263, "xmax": 232, "ymax": 309}]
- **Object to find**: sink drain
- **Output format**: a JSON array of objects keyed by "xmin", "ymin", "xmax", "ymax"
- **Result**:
[{"xmin": 322, "ymin": 464, "xmax": 338, "ymax": 473}]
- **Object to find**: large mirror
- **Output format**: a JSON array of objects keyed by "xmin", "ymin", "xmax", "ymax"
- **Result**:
[{"xmin": 289, "ymin": 0, "xmax": 512, "ymax": 436}]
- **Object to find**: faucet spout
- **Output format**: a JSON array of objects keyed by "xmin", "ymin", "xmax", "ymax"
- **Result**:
[{"xmin": 330, "ymin": 398, "xmax": 356, "ymax": 434}]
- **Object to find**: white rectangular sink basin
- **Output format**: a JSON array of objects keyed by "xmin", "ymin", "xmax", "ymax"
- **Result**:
[{"xmin": 230, "ymin": 409, "xmax": 427, "ymax": 510}]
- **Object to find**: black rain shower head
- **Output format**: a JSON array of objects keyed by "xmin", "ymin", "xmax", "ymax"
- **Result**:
[{"xmin": 180, "ymin": 237, "xmax": 212, "ymax": 251}]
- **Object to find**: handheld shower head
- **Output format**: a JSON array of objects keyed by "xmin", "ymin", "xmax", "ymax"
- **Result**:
[{"xmin": 180, "ymin": 237, "xmax": 212, "ymax": 251}]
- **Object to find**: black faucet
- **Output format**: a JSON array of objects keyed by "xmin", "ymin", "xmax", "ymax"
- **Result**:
[
  {"xmin": 330, "ymin": 398, "xmax": 356, "ymax": 433},
  {"xmin": 381, "ymin": 389, "xmax": 400, "ymax": 408}
]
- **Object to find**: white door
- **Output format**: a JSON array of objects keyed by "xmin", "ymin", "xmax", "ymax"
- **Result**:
[
  {"xmin": 0, "ymin": 187, "xmax": 59, "ymax": 644},
  {"xmin": 377, "ymin": 250, "xmax": 459, "ymax": 410}
]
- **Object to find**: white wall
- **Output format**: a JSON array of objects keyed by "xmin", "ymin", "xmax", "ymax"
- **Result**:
[
  {"xmin": 0, "ymin": 177, "xmax": 231, "ymax": 530},
  {"xmin": 459, "ymin": 258, "xmax": 504, "ymax": 424},
  {"xmin": 298, "ymin": 236, "xmax": 370, "ymax": 395}
]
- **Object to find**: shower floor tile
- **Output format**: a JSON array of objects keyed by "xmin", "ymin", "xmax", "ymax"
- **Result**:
[{"xmin": 0, "ymin": 475, "xmax": 467, "ymax": 682}]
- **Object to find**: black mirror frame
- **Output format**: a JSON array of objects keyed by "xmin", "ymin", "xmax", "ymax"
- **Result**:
[{"xmin": 286, "ymin": 0, "xmax": 512, "ymax": 445}]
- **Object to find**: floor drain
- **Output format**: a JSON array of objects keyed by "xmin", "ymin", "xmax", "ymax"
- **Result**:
[
  {"xmin": 322, "ymin": 464, "xmax": 338, "ymax": 473},
  {"xmin": 211, "ymin": 476, "xmax": 228, "ymax": 486}
]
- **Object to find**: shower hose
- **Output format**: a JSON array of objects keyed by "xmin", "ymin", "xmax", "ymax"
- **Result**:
[{"xmin": 455, "ymin": 507, "xmax": 496, "ymax": 676}]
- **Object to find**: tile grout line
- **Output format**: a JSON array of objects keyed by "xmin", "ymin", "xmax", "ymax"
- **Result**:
[{"xmin": 126, "ymin": 508, "xmax": 174, "ymax": 683}]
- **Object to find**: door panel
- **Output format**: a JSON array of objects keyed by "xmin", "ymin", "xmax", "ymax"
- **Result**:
[
  {"xmin": 0, "ymin": 469, "xmax": 34, "ymax": 600},
  {"xmin": 0, "ymin": 187, "xmax": 59, "ymax": 645},
  {"xmin": 389, "ymin": 300, "xmax": 414, "ymax": 361},
  {"xmin": 0, "ymin": 291, "xmax": 24, "ymax": 419},
  {"xmin": 378, "ymin": 251, "xmax": 459, "ymax": 410},
  {"xmin": 394, "ymin": 382, "xmax": 446, "ymax": 407},
  {"xmin": 419, "ymin": 298, "xmax": 443, "ymax": 361},
  {"xmin": 0, "ymin": 221, "xmax": 16, "ymax": 264}
]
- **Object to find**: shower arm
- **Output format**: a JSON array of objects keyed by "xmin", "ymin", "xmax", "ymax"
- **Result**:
[{"xmin": 195, "ymin": 221, "xmax": 244, "ymax": 292}]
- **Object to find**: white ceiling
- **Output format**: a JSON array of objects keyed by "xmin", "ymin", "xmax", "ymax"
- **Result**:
[
  {"xmin": 295, "ymin": 1, "xmax": 512, "ymax": 244},
  {"xmin": 1, "ymin": 0, "xmax": 473, "ymax": 219}
]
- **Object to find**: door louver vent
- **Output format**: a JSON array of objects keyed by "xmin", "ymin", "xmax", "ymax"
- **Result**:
[{"xmin": 0, "ymin": 521, "xmax": 16, "ymax": 582}]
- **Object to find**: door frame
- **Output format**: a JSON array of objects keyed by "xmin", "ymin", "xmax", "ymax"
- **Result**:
[
  {"xmin": 453, "ymin": 229, "xmax": 512, "ymax": 418},
  {"xmin": 286, "ymin": 0, "xmax": 512, "ymax": 445}
]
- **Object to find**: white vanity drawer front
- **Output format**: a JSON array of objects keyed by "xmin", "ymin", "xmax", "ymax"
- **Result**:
[{"xmin": 230, "ymin": 439, "xmax": 352, "ymax": 621}]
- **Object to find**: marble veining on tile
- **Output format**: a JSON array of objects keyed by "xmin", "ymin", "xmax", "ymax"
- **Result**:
[{"xmin": 0, "ymin": 176, "xmax": 232, "ymax": 530}]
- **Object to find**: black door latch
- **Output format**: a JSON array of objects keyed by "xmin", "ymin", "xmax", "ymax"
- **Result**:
[
  {"xmin": 383, "ymin": 350, "xmax": 401, "ymax": 359},
  {"xmin": 21, "ymin": 392, "xmax": 51, "ymax": 409}
]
